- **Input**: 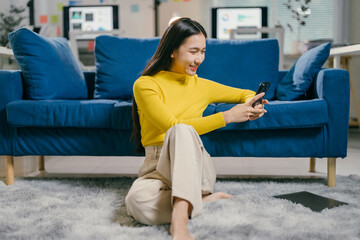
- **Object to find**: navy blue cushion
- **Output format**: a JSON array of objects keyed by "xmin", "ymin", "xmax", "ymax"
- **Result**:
[
  {"xmin": 8, "ymin": 28, "xmax": 87, "ymax": 100},
  {"xmin": 6, "ymin": 100, "xmax": 121, "ymax": 128},
  {"xmin": 12, "ymin": 128, "xmax": 138, "ymax": 156},
  {"xmin": 94, "ymin": 36, "xmax": 160, "ymax": 99},
  {"xmin": 215, "ymin": 99, "xmax": 328, "ymax": 131},
  {"xmin": 111, "ymin": 101, "xmax": 133, "ymax": 130},
  {"xmin": 203, "ymin": 103, "xmax": 216, "ymax": 117},
  {"xmin": 276, "ymin": 42, "xmax": 331, "ymax": 100},
  {"xmin": 111, "ymin": 102, "xmax": 217, "ymax": 130},
  {"xmin": 197, "ymin": 39, "xmax": 279, "ymax": 100},
  {"xmin": 202, "ymin": 127, "xmax": 325, "ymax": 157}
]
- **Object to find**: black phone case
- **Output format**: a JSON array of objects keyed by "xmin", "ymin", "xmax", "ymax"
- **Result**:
[{"xmin": 252, "ymin": 82, "xmax": 270, "ymax": 107}]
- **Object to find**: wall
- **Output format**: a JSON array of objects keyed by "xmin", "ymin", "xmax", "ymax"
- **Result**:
[
  {"xmin": 349, "ymin": 0, "xmax": 360, "ymax": 120},
  {"xmin": 33, "ymin": 0, "xmax": 154, "ymax": 38},
  {"xmin": 0, "ymin": 0, "xmax": 155, "ymax": 38},
  {"xmin": 158, "ymin": 0, "xmax": 210, "ymax": 36},
  {"xmin": 0, "ymin": 156, "xmax": 38, "ymax": 178}
]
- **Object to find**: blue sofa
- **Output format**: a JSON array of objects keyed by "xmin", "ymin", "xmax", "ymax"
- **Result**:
[{"xmin": 0, "ymin": 31, "xmax": 350, "ymax": 187}]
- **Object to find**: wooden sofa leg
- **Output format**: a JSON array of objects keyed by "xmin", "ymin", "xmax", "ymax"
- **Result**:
[
  {"xmin": 327, "ymin": 157, "xmax": 336, "ymax": 187},
  {"xmin": 309, "ymin": 157, "xmax": 316, "ymax": 172},
  {"xmin": 5, "ymin": 156, "xmax": 14, "ymax": 185},
  {"xmin": 38, "ymin": 156, "xmax": 45, "ymax": 171}
]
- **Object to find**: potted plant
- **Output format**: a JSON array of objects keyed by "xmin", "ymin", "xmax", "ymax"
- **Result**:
[
  {"xmin": 0, "ymin": 4, "xmax": 27, "ymax": 69},
  {"xmin": 0, "ymin": 4, "xmax": 27, "ymax": 48},
  {"xmin": 284, "ymin": 0, "xmax": 311, "ymax": 39},
  {"xmin": 282, "ymin": 0, "xmax": 311, "ymax": 53}
]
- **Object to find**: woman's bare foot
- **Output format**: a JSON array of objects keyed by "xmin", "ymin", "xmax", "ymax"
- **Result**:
[
  {"xmin": 171, "ymin": 198, "xmax": 195, "ymax": 240},
  {"xmin": 170, "ymin": 222, "xmax": 194, "ymax": 240},
  {"xmin": 202, "ymin": 192, "xmax": 234, "ymax": 202}
]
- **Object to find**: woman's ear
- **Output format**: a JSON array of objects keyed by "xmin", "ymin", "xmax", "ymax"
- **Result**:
[{"xmin": 171, "ymin": 49, "xmax": 177, "ymax": 59}]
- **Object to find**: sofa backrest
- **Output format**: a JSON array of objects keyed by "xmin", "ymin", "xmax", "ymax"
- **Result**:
[
  {"xmin": 94, "ymin": 36, "xmax": 279, "ymax": 100},
  {"xmin": 95, "ymin": 36, "xmax": 161, "ymax": 100},
  {"xmin": 197, "ymin": 38, "xmax": 279, "ymax": 100}
]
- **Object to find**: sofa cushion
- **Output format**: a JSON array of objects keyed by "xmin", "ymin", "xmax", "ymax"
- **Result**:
[
  {"xmin": 111, "ymin": 101, "xmax": 133, "ymax": 130},
  {"xmin": 197, "ymin": 39, "xmax": 279, "ymax": 100},
  {"xmin": 276, "ymin": 42, "xmax": 331, "ymax": 100},
  {"xmin": 94, "ymin": 36, "xmax": 160, "ymax": 100},
  {"xmin": 203, "ymin": 103, "xmax": 216, "ymax": 117},
  {"xmin": 6, "ymin": 100, "xmax": 121, "ymax": 128},
  {"xmin": 111, "ymin": 102, "xmax": 217, "ymax": 130},
  {"xmin": 215, "ymin": 99, "xmax": 328, "ymax": 131},
  {"xmin": 8, "ymin": 28, "xmax": 87, "ymax": 100}
]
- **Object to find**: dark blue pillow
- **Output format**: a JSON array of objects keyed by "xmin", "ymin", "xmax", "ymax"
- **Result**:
[
  {"xmin": 197, "ymin": 39, "xmax": 279, "ymax": 100},
  {"xmin": 276, "ymin": 42, "xmax": 331, "ymax": 100},
  {"xmin": 8, "ymin": 28, "xmax": 87, "ymax": 100},
  {"xmin": 94, "ymin": 36, "xmax": 160, "ymax": 99}
]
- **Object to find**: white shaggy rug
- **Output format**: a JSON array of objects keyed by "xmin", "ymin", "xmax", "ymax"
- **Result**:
[{"xmin": 1, "ymin": 175, "xmax": 360, "ymax": 240}]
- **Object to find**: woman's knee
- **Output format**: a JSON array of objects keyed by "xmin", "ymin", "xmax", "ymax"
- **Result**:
[
  {"xmin": 125, "ymin": 179, "xmax": 172, "ymax": 225},
  {"xmin": 166, "ymin": 123, "xmax": 203, "ymax": 148},
  {"xmin": 171, "ymin": 123, "xmax": 194, "ymax": 131},
  {"xmin": 167, "ymin": 123, "xmax": 196, "ymax": 136},
  {"xmin": 125, "ymin": 187, "xmax": 154, "ymax": 225}
]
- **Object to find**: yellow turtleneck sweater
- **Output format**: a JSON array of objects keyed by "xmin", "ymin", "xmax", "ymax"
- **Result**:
[{"xmin": 133, "ymin": 70, "xmax": 255, "ymax": 147}]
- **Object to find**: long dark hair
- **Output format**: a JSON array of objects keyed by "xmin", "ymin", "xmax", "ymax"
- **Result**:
[{"xmin": 131, "ymin": 18, "xmax": 207, "ymax": 153}]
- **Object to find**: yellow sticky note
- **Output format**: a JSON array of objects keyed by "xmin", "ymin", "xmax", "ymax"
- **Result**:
[
  {"xmin": 51, "ymin": 15, "xmax": 59, "ymax": 24},
  {"xmin": 57, "ymin": 3, "xmax": 63, "ymax": 12}
]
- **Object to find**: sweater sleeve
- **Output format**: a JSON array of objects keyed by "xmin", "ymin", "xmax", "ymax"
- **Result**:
[
  {"xmin": 200, "ymin": 78, "xmax": 256, "ymax": 103},
  {"xmin": 133, "ymin": 77, "xmax": 226, "ymax": 135}
]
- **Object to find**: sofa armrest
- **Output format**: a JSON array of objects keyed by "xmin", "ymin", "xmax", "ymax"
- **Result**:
[
  {"xmin": 315, "ymin": 68, "xmax": 350, "ymax": 158},
  {"xmin": 0, "ymin": 70, "xmax": 23, "ymax": 109},
  {"xmin": 0, "ymin": 70, "xmax": 23, "ymax": 155}
]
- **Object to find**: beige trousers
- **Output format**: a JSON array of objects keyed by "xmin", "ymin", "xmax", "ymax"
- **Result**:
[{"xmin": 125, "ymin": 124, "xmax": 217, "ymax": 225}]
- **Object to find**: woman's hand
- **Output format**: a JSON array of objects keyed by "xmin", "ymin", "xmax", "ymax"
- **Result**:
[
  {"xmin": 223, "ymin": 93, "xmax": 268, "ymax": 124},
  {"xmin": 250, "ymin": 97, "xmax": 269, "ymax": 121}
]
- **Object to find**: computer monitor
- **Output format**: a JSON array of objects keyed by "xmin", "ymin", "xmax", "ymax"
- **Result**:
[
  {"xmin": 211, "ymin": 7, "xmax": 268, "ymax": 39},
  {"xmin": 63, "ymin": 5, "xmax": 119, "ymax": 39}
]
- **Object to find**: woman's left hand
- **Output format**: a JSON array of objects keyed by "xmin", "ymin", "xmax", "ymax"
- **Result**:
[{"xmin": 250, "ymin": 99, "xmax": 269, "ymax": 121}]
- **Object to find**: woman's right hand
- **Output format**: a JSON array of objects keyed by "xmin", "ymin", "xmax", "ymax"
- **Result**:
[{"xmin": 222, "ymin": 93, "xmax": 267, "ymax": 124}]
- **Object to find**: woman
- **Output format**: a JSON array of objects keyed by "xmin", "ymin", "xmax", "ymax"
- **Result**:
[{"xmin": 125, "ymin": 18, "xmax": 267, "ymax": 240}]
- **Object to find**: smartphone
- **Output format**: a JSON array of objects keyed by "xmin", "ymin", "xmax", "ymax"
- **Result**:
[{"xmin": 252, "ymin": 82, "xmax": 270, "ymax": 107}]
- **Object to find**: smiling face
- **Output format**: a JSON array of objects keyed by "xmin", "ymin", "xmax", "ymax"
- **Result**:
[{"xmin": 169, "ymin": 33, "xmax": 206, "ymax": 76}]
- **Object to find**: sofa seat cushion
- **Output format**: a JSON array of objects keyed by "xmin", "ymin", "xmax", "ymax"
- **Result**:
[
  {"xmin": 111, "ymin": 102, "xmax": 217, "ymax": 130},
  {"xmin": 203, "ymin": 103, "xmax": 216, "ymax": 117},
  {"xmin": 215, "ymin": 99, "xmax": 328, "ymax": 131},
  {"xmin": 111, "ymin": 101, "xmax": 133, "ymax": 130},
  {"xmin": 6, "ymin": 100, "xmax": 121, "ymax": 128}
]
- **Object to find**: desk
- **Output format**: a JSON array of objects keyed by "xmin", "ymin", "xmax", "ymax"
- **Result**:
[
  {"xmin": 0, "ymin": 46, "xmax": 14, "ymax": 69},
  {"xmin": 330, "ymin": 44, "xmax": 360, "ymax": 128},
  {"xmin": 68, "ymin": 30, "xmax": 121, "ymax": 70},
  {"xmin": 0, "ymin": 46, "xmax": 14, "ymax": 57}
]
